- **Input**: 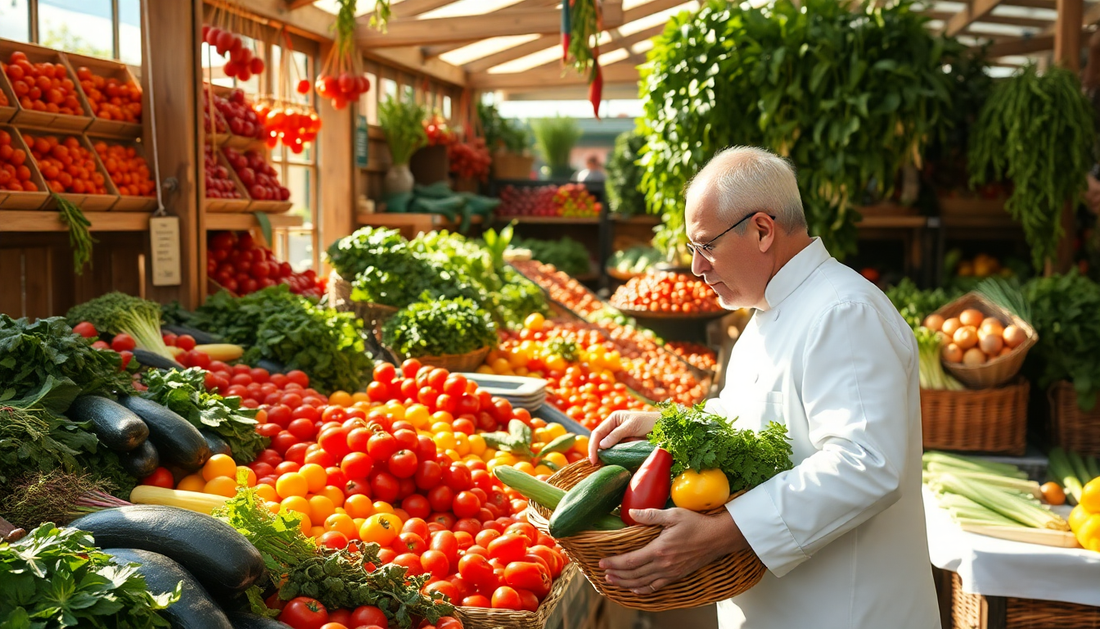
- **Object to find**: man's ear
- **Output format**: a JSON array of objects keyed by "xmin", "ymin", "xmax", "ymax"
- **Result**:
[{"xmin": 755, "ymin": 214, "xmax": 776, "ymax": 253}]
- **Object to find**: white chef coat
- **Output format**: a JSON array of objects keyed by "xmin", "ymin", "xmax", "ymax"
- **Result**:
[{"xmin": 708, "ymin": 238, "xmax": 940, "ymax": 629}]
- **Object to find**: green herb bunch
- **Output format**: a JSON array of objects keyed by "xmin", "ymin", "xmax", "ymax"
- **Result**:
[
  {"xmin": 0, "ymin": 523, "xmax": 179, "ymax": 628},
  {"xmin": 606, "ymin": 130, "xmax": 647, "ymax": 216},
  {"xmin": 649, "ymin": 403, "xmax": 794, "ymax": 493},
  {"xmin": 511, "ymin": 236, "xmax": 591, "ymax": 278},
  {"xmin": 530, "ymin": 116, "xmax": 581, "ymax": 171},
  {"xmin": 214, "ymin": 483, "xmax": 317, "ymax": 588},
  {"xmin": 639, "ymin": 0, "xmax": 957, "ymax": 260},
  {"xmin": 1023, "ymin": 272, "xmax": 1100, "ymax": 410},
  {"xmin": 969, "ymin": 65, "xmax": 1096, "ymax": 271},
  {"xmin": 326, "ymin": 226, "xmax": 409, "ymax": 280},
  {"xmin": 478, "ymin": 102, "xmax": 529, "ymax": 154},
  {"xmin": 885, "ymin": 278, "xmax": 959, "ymax": 329},
  {"xmin": 379, "ymin": 95, "xmax": 427, "ymax": 166},
  {"xmin": 67, "ymin": 292, "xmax": 174, "ymax": 359},
  {"xmin": 383, "ymin": 296, "xmax": 497, "ymax": 358},
  {"xmin": 141, "ymin": 368, "xmax": 267, "ymax": 464}
]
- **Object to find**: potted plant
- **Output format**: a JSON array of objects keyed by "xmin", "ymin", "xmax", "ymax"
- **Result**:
[
  {"xmin": 530, "ymin": 116, "xmax": 581, "ymax": 180},
  {"xmin": 479, "ymin": 102, "xmax": 533, "ymax": 180},
  {"xmin": 379, "ymin": 94, "xmax": 428, "ymax": 195}
]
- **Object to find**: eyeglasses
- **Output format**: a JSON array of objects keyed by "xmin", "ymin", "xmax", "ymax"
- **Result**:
[{"xmin": 686, "ymin": 212, "xmax": 776, "ymax": 261}]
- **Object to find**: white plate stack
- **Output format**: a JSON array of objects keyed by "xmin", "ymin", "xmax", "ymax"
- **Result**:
[{"xmin": 459, "ymin": 373, "xmax": 548, "ymax": 411}]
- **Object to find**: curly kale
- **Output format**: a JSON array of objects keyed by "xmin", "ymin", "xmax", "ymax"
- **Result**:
[{"xmin": 382, "ymin": 296, "xmax": 497, "ymax": 358}]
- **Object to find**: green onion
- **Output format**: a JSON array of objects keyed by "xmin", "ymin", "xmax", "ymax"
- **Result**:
[
  {"xmin": 924, "ymin": 464, "xmax": 1041, "ymax": 499},
  {"xmin": 1049, "ymin": 447, "xmax": 1085, "ymax": 504},
  {"xmin": 929, "ymin": 472, "xmax": 1068, "ymax": 531},
  {"xmin": 922, "ymin": 451, "xmax": 1028, "ymax": 479}
]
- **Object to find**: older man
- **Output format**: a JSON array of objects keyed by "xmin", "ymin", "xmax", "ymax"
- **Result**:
[{"xmin": 590, "ymin": 147, "xmax": 940, "ymax": 628}]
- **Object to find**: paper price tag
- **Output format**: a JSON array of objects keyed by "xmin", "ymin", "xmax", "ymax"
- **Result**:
[{"xmin": 149, "ymin": 215, "xmax": 181, "ymax": 286}]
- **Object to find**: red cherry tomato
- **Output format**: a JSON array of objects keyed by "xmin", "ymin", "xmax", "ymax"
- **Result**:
[
  {"xmin": 110, "ymin": 333, "xmax": 136, "ymax": 352},
  {"xmin": 452, "ymin": 491, "xmax": 482, "ymax": 519},
  {"xmin": 140, "ymin": 467, "xmax": 174, "ymax": 488},
  {"xmin": 491, "ymin": 586, "xmax": 523, "ymax": 610},
  {"xmin": 175, "ymin": 334, "xmax": 196, "ymax": 351},
  {"xmin": 278, "ymin": 597, "xmax": 329, "ymax": 629},
  {"xmin": 488, "ymin": 534, "xmax": 528, "ymax": 564},
  {"xmin": 349, "ymin": 606, "xmax": 388, "ymax": 628},
  {"xmin": 73, "ymin": 321, "xmax": 98, "ymax": 338},
  {"xmin": 388, "ymin": 450, "xmax": 418, "ymax": 478}
]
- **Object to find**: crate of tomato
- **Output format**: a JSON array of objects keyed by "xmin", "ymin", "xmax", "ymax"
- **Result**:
[{"xmin": 0, "ymin": 39, "xmax": 92, "ymax": 131}]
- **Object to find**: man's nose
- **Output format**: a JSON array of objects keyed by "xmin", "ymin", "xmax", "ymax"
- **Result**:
[{"xmin": 691, "ymin": 248, "xmax": 709, "ymax": 276}]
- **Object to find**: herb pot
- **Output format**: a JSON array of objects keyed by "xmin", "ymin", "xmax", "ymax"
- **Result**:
[{"xmin": 384, "ymin": 164, "xmax": 414, "ymax": 195}]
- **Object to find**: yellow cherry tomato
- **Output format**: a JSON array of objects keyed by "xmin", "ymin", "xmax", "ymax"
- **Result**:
[
  {"xmin": 202, "ymin": 454, "xmax": 237, "ymax": 481},
  {"xmin": 468, "ymin": 434, "xmax": 486, "ymax": 457},
  {"xmin": 275, "ymin": 473, "xmax": 308, "ymax": 499},
  {"xmin": 328, "ymin": 391, "xmax": 353, "ymax": 407},
  {"xmin": 308, "ymin": 495, "xmax": 336, "ymax": 523},
  {"xmin": 254, "ymin": 483, "xmax": 278, "ymax": 503},
  {"xmin": 360, "ymin": 513, "xmax": 402, "ymax": 546},
  {"xmin": 298, "ymin": 464, "xmax": 328, "ymax": 493},
  {"xmin": 177, "ymin": 474, "xmax": 206, "ymax": 492},
  {"xmin": 203, "ymin": 476, "xmax": 238, "ymax": 498},
  {"xmin": 671, "ymin": 469, "xmax": 731, "ymax": 511}
]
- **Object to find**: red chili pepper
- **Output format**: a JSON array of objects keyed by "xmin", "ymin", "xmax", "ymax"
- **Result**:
[
  {"xmin": 620, "ymin": 446, "xmax": 673, "ymax": 525},
  {"xmin": 589, "ymin": 63, "xmax": 603, "ymax": 120}
]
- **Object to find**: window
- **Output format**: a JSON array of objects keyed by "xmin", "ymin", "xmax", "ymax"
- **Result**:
[{"xmin": 1, "ymin": 0, "xmax": 142, "ymax": 63}]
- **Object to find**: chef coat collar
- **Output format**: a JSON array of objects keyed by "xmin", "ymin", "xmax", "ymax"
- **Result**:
[{"xmin": 762, "ymin": 237, "xmax": 831, "ymax": 311}]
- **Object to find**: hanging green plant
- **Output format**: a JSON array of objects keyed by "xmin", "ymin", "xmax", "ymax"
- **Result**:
[
  {"xmin": 379, "ymin": 95, "xmax": 428, "ymax": 166},
  {"xmin": 53, "ymin": 193, "xmax": 95, "ymax": 274},
  {"xmin": 530, "ymin": 116, "xmax": 581, "ymax": 177},
  {"xmin": 969, "ymin": 66, "xmax": 1096, "ymax": 271},
  {"xmin": 561, "ymin": 0, "xmax": 603, "ymax": 117},
  {"xmin": 638, "ymin": 0, "xmax": 957, "ymax": 261},
  {"xmin": 606, "ymin": 130, "xmax": 646, "ymax": 216}
]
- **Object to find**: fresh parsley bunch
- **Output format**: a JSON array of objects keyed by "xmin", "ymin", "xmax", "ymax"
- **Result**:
[
  {"xmin": 1023, "ymin": 272, "xmax": 1100, "ymax": 410},
  {"xmin": 649, "ymin": 403, "xmax": 793, "ymax": 493},
  {"xmin": 382, "ymin": 296, "xmax": 497, "ymax": 358}
]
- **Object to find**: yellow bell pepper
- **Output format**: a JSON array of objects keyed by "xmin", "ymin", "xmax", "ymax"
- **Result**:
[{"xmin": 671, "ymin": 469, "xmax": 730, "ymax": 511}]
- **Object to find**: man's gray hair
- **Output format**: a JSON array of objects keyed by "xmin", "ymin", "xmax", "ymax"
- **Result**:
[{"xmin": 689, "ymin": 146, "xmax": 807, "ymax": 234}]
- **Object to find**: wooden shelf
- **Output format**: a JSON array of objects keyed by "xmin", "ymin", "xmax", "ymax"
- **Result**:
[
  {"xmin": 204, "ymin": 212, "xmax": 305, "ymax": 231},
  {"xmin": 611, "ymin": 214, "xmax": 660, "ymax": 225},
  {"xmin": 495, "ymin": 215, "xmax": 600, "ymax": 224},
  {"xmin": 0, "ymin": 210, "xmax": 150, "ymax": 232},
  {"xmin": 355, "ymin": 211, "xmax": 483, "ymax": 238},
  {"xmin": 857, "ymin": 215, "xmax": 930, "ymax": 229}
]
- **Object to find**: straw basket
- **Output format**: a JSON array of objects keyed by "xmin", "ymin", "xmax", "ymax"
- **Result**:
[
  {"xmin": 326, "ymin": 270, "xmax": 399, "ymax": 339},
  {"xmin": 456, "ymin": 564, "xmax": 577, "ymax": 629},
  {"xmin": 528, "ymin": 461, "xmax": 766, "ymax": 612},
  {"xmin": 411, "ymin": 346, "xmax": 492, "ymax": 372},
  {"xmin": 931, "ymin": 293, "xmax": 1037, "ymax": 389},
  {"xmin": 950, "ymin": 572, "xmax": 1100, "ymax": 629},
  {"xmin": 1049, "ymin": 381, "xmax": 1100, "ymax": 457},
  {"xmin": 920, "ymin": 379, "xmax": 1029, "ymax": 455},
  {"xmin": 491, "ymin": 150, "xmax": 535, "ymax": 180}
]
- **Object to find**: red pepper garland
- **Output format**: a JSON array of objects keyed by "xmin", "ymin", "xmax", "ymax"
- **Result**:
[{"xmin": 562, "ymin": 0, "xmax": 603, "ymax": 118}]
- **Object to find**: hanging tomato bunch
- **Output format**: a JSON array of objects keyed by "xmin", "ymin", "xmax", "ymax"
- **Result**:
[
  {"xmin": 315, "ymin": 0, "xmax": 371, "ymax": 110},
  {"xmin": 424, "ymin": 115, "xmax": 456, "ymax": 147},
  {"xmin": 202, "ymin": 25, "xmax": 265, "ymax": 82},
  {"xmin": 254, "ymin": 101, "xmax": 321, "ymax": 154},
  {"xmin": 448, "ymin": 138, "xmax": 491, "ymax": 182}
]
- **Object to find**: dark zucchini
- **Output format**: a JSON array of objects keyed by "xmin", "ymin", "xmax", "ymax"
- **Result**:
[
  {"xmin": 122, "ymin": 440, "xmax": 161, "ymax": 477},
  {"xmin": 254, "ymin": 359, "xmax": 285, "ymax": 375},
  {"xmin": 162, "ymin": 324, "xmax": 224, "ymax": 346},
  {"xmin": 201, "ymin": 430, "xmax": 233, "ymax": 458},
  {"xmin": 119, "ymin": 396, "xmax": 211, "ymax": 472},
  {"xmin": 549, "ymin": 465, "xmax": 631, "ymax": 538},
  {"xmin": 134, "ymin": 348, "xmax": 186, "ymax": 371},
  {"xmin": 67, "ymin": 395, "xmax": 149, "ymax": 453},
  {"xmin": 102, "ymin": 548, "xmax": 233, "ymax": 629},
  {"xmin": 597, "ymin": 441, "xmax": 656, "ymax": 472},
  {"xmin": 71, "ymin": 505, "xmax": 265, "ymax": 599},
  {"xmin": 227, "ymin": 613, "xmax": 293, "ymax": 629}
]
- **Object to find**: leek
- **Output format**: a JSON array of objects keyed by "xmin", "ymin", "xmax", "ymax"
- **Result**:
[
  {"xmin": 924, "ymin": 464, "xmax": 1041, "ymax": 499},
  {"xmin": 916, "ymin": 327, "xmax": 965, "ymax": 391},
  {"xmin": 1087, "ymin": 456, "xmax": 1100, "ymax": 482},
  {"xmin": 922, "ymin": 451, "xmax": 1028, "ymax": 479},
  {"xmin": 930, "ymin": 472, "xmax": 1069, "ymax": 531},
  {"xmin": 1048, "ymin": 447, "xmax": 1084, "ymax": 504}
]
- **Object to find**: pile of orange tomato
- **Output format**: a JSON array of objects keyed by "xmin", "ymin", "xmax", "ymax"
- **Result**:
[
  {"xmin": 24, "ymin": 133, "xmax": 108, "ymax": 195},
  {"xmin": 0, "ymin": 129, "xmax": 37, "ymax": 192},
  {"xmin": 2, "ymin": 51, "xmax": 84, "ymax": 115},
  {"xmin": 76, "ymin": 66, "xmax": 142, "ymax": 123},
  {"xmin": 93, "ymin": 141, "xmax": 154, "ymax": 196}
]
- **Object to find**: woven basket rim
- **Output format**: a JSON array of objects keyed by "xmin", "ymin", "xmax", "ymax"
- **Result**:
[{"xmin": 931, "ymin": 292, "xmax": 1037, "ymax": 368}]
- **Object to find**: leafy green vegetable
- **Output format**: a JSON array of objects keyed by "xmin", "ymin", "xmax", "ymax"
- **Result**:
[
  {"xmin": 970, "ymin": 66, "xmax": 1095, "ymax": 270},
  {"xmin": 213, "ymin": 483, "xmax": 317, "ymax": 588},
  {"xmin": 511, "ymin": 236, "xmax": 591, "ymax": 278},
  {"xmin": 0, "ymin": 523, "xmax": 179, "ymax": 628},
  {"xmin": 382, "ymin": 296, "xmax": 497, "ymax": 358},
  {"xmin": 1023, "ymin": 272, "xmax": 1100, "ymax": 410},
  {"xmin": 606, "ymin": 130, "xmax": 646, "ymax": 216},
  {"xmin": 0, "ymin": 315, "xmax": 133, "ymax": 401},
  {"xmin": 478, "ymin": 101, "xmax": 529, "ymax": 154},
  {"xmin": 885, "ymin": 278, "xmax": 959, "ymax": 330},
  {"xmin": 141, "ymin": 368, "xmax": 267, "ymax": 464},
  {"xmin": 55, "ymin": 193, "xmax": 96, "ymax": 275},
  {"xmin": 378, "ymin": 95, "xmax": 427, "ymax": 166},
  {"xmin": 67, "ymin": 292, "xmax": 174, "ymax": 359},
  {"xmin": 649, "ymin": 403, "xmax": 793, "ymax": 493},
  {"xmin": 530, "ymin": 117, "xmax": 581, "ymax": 171},
  {"xmin": 0, "ymin": 470, "xmax": 129, "ymax": 531}
]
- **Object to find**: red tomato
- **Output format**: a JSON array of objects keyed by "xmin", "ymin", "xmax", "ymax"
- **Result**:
[
  {"xmin": 318, "ymin": 624, "xmax": 347, "ymax": 629},
  {"xmin": 90, "ymin": 340, "xmax": 110, "ymax": 350},
  {"xmin": 349, "ymin": 605, "xmax": 388, "ymax": 628},
  {"xmin": 454, "ymin": 530, "xmax": 474, "ymax": 551},
  {"xmin": 327, "ymin": 609, "xmax": 352, "ymax": 625},
  {"xmin": 370, "ymin": 471, "xmax": 400, "ymax": 503},
  {"xmin": 488, "ymin": 535, "xmax": 528, "ymax": 564},
  {"xmin": 425, "ymin": 580, "xmax": 458, "ymax": 602},
  {"xmin": 414, "ymin": 460, "xmax": 443, "ymax": 491},
  {"xmin": 279, "ymin": 597, "xmax": 329, "ymax": 629},
  {"xmin": 321, "ymin": 406, "xmax": 347, "ymax": 423},
  {"xmin": 392, "ymin": 429, "xmax": 418, "ymax": 451},
  {"xmin": 393, "ymin": 531, "xmax": 427, "ymax": 555},
  {"xmin": 287, "ymin": 418, "xmax": 317, "ymax": 440},
  {"xmin": 276, "ymin": 461, "xmax": 302, "ymax": 475},
  {"xmin": 118, "ymin": 350, "xmax": 133, "ymax": 370},
  {"xmin": 393, "ymin": 552, "xmax": 423, "ymax": 575},
  {"xmin": 319, "ymin": 530, "xmax": 349, "ymax": 549},
  {"xmin": 397, "ymin": 478, "xmax": 417, "ymax": 501},
  {"xmin": 341, "ymin": 452, "xmax": 374, "ymax": 479},
  {"xmin": 420, "ymin": 549, "xmax": 450, "ymax": 580},
  {"xmin": 429, "ymin": 512, "xmax": 457, "ymax": 530},
  {"xmin": 271, "ymin": 432, "xmax": 300, "ymax": 455},
  {"xmin": 505, "ymin": 523, "xmax": 538, "ymax": 546},
  {"xmin": 250, "ymin": 461, "xmax": 276, "ymax": 479},
  {"xmin": 373, "ymin": 362, "xmax": 396, "ymax": 384},
  {"xmin": 528, "ymin": 545, "xmax": 563, "ymax": 578},
  {"xmin": 292, "ymin": 405, "xmax": 321, "ymax": 423},
  {"xmin": 346, "ymin": 427, "xmax": 372, "ymax": 453},
  {"xmin": 442, "ymin": 465, "xmax": 472, "ymax": 492},
  {"xmin": 400, "ymin": 359, "xmax": 421, "ymax": 379},
  {"xmin": 345, "ymin": 478, "xmax": 370, "ymax": 497},
  {"xmin": 366, "ymin": 381, "xmax": 389, "ymax": 402},
  {"xmin": 367, "ymin": 432, "xmax": 398, "ymax": 461},
  {"xmin": 287, "ymin": 369, "xmax": 310, "ymax": 387},
  {"xmin": 437, "ymin": 617, "xmax": 462, "ymax": 629},
  {"xmin": 267, "ymin": 404, "xmax": 292, "ymax": 427},
  {"xmin": 517, "ymin": 588, "xmax": 539, "ymax": 611},
  {"xmin": 284, "ymin": 443, "xmax": 310, "ymax": 465},
  {"xmin": 504, "ymin": 561, "xmax": 551, "ymax": 598},
  {"xmin": 388, "ymin": 450, "xmax": 418, "ymax": 479},
  {"xmin": 443, "ymin": 375, "xmax": 467, "ymax": 397},
  {"xmin": 326, "ymin": 466, "xmax": 348, "ymax": 488},
  {"xmin": 491, "ymin": 586, "xmax": 523, "ymax": 610},
  {"xmin": 140, "ymin": 467, "xmax": 174, "ymax": 488},
  {"xmin": 318, "ymin": 427, "xmax": 351, "ymax": 459},
  {"xmin": 430, "ymin": 530, "xmax": 459, "ymax": 567},
  {"xmin": 454, "ymin": 518, "xmax": 481, "ymax": 537},
  {"xmin": 458, "ymin": 553, "xmax": 494, "ymax": 584},
  {"xmin": 461, "ymin": 594, "xmax": 490, "ymax": 608},
  {"xmin": 402, "ymin": 494, "xmax": 431, "ymax": 520},
  {"xmin": 110, "ymin": 333, "xmax": 136, "ymax": 352},
  {"xmin": 452, "ymin": 491, "xmax": 481, "ymax": 519},
  {"xmin": 280, "ymin": 392, "xmax": 304, "ymax": 409},
  {"xmin": 402, "ymin": 517, "xmax": 430, "ymax": 539},
  {"xmin": 175, "ymin": 334, "xmax": 196, "ymax": 351},
  {"xmin": 73, "ymin": 321, "xmax": 98, "ymax": 338},
  {"xmin": 187, "ymin": 350, "xmax": 211, "ymax": 370},
  {"xmin": 475, "ymin": 529, "xmax": 501, "ymax": 548}
]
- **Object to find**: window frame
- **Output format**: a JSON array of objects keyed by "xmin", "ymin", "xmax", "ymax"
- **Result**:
[{"xmin": 8, "ymin": 0, "xmax": 138, "ymax": 63}]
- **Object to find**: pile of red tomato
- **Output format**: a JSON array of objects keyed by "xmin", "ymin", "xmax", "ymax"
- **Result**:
[
  {"xmin": 94, "ymin": 141, "xmax": 154, "ymax": 197},
  {"xmin": 274, "ymin": 598, "xmax": 462, "ymax": 629},
  {"xmin": 202, "ymin": 25, "xmax": 265, "ymax": 82},
  {"xmin": 76, "ymin": 66, "xmax": 142, "ymax": 124},
  {"xmin": 204, "ymin": 145, "xmax": 241, "ymax": 199},
  {"xmin": 208, "ymin": 87, "xmax": 266, "ymax": 140},
  {"xmin": 24, "ymin": 133, "xmax": 108, "ymax": 195},
  {"xmin": 448, "ymin": 138, "xmax": 490, "ymax": 183},
  {"xmin": 72, "ymin": 321, "xmax": 135, "ymax": 372},
  {"xmin": 207, "ymin": 230, "xmax": 322, "ymax": 298},
  {"xmin": 222, "ymin": 147, "xmax": 290, "ymax": 202},
  {"xmin": 2, "ymin": 51, "xmax": 84, "ymax": 116},
  {"xmin": 0, "ymin": 129, "xmax": 37, "ymax": 193},
  {"xmin": 609, "ymin": 271, "xmax": 723, "ymax": 314}
]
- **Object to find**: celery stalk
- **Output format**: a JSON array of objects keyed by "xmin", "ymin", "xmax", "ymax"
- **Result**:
[
  {"xmin": 925, "ymin": 464, "xmax": 1040, "ymax": 498},
  {"xmin": 1049, "ymin": 447, "xmax": 1084, "ymax": 504},
  {"xmin": 1069, "ymin": 451, "xmax": 1092, "ymax": 488},
  {"xmin": 922, "ymin": 451, "xmax": 1028, "ymax": 479},
  {"xmin": 931, "ymin": 473, "xmax": 1069, "ymax": 531}
]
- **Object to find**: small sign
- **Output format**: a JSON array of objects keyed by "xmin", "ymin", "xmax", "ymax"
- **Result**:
[
  {"xmin": 149, "ymin": 215, "xmax": 181, "ymax": 286},
  {"xmin": 355, "ymin": 115, "xmax": 369, "ymax": 169}
]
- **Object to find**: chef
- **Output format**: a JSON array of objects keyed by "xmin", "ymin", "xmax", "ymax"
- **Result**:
[{"xmin": 589, "ymin": 146, "xmax": 940, "ymax": 628}]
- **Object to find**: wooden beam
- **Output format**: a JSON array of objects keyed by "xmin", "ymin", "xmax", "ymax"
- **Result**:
[
  {"xmin": 358, "ymin": 2, "xmax": 623, "ymax": 48},
  {"xmin": 1055, "ymin": 0, "xmax": 1084, "ymax": 69},
  {"xmin": 983, "ymin": 33, "xmax": 1054, "ymax": 55},
  {"xmin": 528, "ymin": 25, "xmax": 663, "ymax": 71},
  {"xmin": 364, "ymin": 47, "xmax": 468, "ymax": 85},
  {"xmin": 391, "ymin": 0, "xmax": 459, "ymax": 19},
  {"xmin": 463, "ymin": 34, "xmax": 556, "ymax": 73},
  {"xmin": 1001, "ymin": 0, "xmax": 1056, "ymax": 8},
  {"xmin": 923, "ymin": 10, "xmax": 1051, "ymax": 28},
  {"xmin": 284, "ymin": 0, "xmax": 318, "ymax": 10},
  {"xmin": 469, "ymin": 59, "xmax": 638, "ymax": 89},
  {"xmin": 622, "ymin": 0, "xmax": 692, "ymax": 23},
  {"xmin": 944, "ymin": 0, "xmax": 1006, "ymax": 36},
  {"xmin": 423, "ymin": 42, "xmax": 475, "ymax": 59}
]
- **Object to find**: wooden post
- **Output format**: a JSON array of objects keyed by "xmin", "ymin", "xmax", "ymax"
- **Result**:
[
  {"xmin": 317, "ymin": 40, "xmax": 356, "ymax": 272},
  {"xmin": 1055, "ymin": 0, "xmax": 1084, "ymax": 71},
  {"xmin": 144, "ymin": 0, "xmax": 203, "ymax": 307}
]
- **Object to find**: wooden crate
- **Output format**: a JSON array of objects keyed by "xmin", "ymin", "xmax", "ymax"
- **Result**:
[
  {"xmin": 0, "ymin": 123, "xmax": 48, "ymax": 210},
  {"xmin": 205, "ymin": 82, "xmax": 265, "ymax": 150},
  {"xmin": 61, "ymin": 50, "xmax": 143, "ymax": 139},
  {"xmin": 220, "ymin": 145, "xmax": 291, "ymax": 214},
  {"xmin": 0, "ymin": 38, "xmax": 92, "ymax": 131},
  {"xmin": 86, "ymin": 134, "xmax": 157, "ymax": 212},
  {"xmin": 0, "ymin": 66, "xmax": 16, "ymax": 123},
  {"xmin": 19, "ymin": 129, "xmax": 120, "ymax": 211},
  {"xmin": 203, "ymin": 145, "xmax": 251, "ymax": 213}
]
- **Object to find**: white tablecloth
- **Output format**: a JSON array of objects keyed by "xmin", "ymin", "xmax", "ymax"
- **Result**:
[{"xmin": 924, "ymin": 487, "xmax": 1100, "ymax": 607}]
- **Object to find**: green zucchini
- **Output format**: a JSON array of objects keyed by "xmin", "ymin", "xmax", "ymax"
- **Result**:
[
  {"xmin": 201, "ymin": 430, "xmax": 233, "ymax": 458},
  {"xmin": 597, "ymin": 441, "xmax": 655, "ymax": 472},
  {"xmin": 71, "ymin": 505, "xmax": 265, "ymax": 599},
  {"xmin": 67, "ymin": 395, "xmax": 149, "ymax": 453},
  {"xmin": 537, "ymin": 434, "xmax": 577, "ymax": 458},
  {"xmin": 227, "ymin": 613, "xmax": 293, "ymax": 629},
  {"xmin": 494, "ymin": 466, "xmax": 625, "ymax": 531},
  {"xmin": 549, "ymin": 465, "xmax": 632, "ymax": 539},
  {"xmin": 119, "ymin": 396, "xmax": 211, "ymax": 472},
  {"xmin": 103, "ymin": 547, "xmax": 233, "ymax": 629},
  {"xmin": 133, "ymin": 348, "xmax": 186, "ymax": 371},
  {"xmin": 122, "ymin": 440, "xmax": 161, "ymax": 478}
]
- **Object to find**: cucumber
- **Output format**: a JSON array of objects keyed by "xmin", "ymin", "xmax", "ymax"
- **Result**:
[
  {"xmin": 227, "ymin": 612, "xmax": 293, "ymax": 629},
  {"xmin": 494, "ymin": 466, "xmax": 625, "ymax": 531},
  {"xmin": 71, "ymin": 505, "xmax": 265, "ymax": 599},
  {"xmin": 597, "ymin": 441, "xmax": 655, "ymax": 472},
  {"xmin": 119, "ymin": 396, "xmax": 211, "ymax": 472},
  {"xmin": 549, "ymin": 465, "xmax": 631, "ymax": 539},
  {"xmin": 67, "ymin": 395, "xmax": 149, "ymax": 453},
  {"xmin": 133, "ymin": 348, "xmax": 186, "ymax": 371},
  {"xmin": 162, "ymin": 324, "xmax": 225, "ymax": 346},
  {"xmin": 122, "ymin": 440, "xmax": 161, "ymax": 477},
  {"xmin": 201, "ymin": 430, "xmax": 233, "ymax": 458},
  {"xmin": 103, "ymin": 548, "xmax": 233, "ymax": 629},
  {"xmin": 536, "ymin": 434, "xmax": 577, "ymax": 459},
  {"xmin": 254, "ymin": 359, "xmax": 286, "ymax": 375}
]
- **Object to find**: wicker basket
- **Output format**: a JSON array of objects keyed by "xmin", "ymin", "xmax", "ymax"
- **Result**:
[
  {"xmin": 528, "ymin": 461, "xmax": 766, "ymax": 612},
  {"xmin": 326, "ymin": 270, "xmax": 399, "ymax": 339},
  {"xmin": 932, "ymin": 293, "xmax": 1037, "ymax": 389},
  {"xmin": 491, "ymin": 150, "xmax": 535, "ymax": 180},
  {"xmin": 410, "ymin": 346, "xmax": 492, "ymax": 372},
  {"xmin": 951, "ymin": 572, "xmax": 1100, "ymax": 629},
  {"xmin": 921, "ymin": 379, "xmax": 1029, "ymax": 455},
  {"xmin": 456, "ymin": 564, "xmax": 578, "ymax": 629},
  {"xmin": 1049, "ymin": 381, "xmax": 1100, "ymax": 457}
]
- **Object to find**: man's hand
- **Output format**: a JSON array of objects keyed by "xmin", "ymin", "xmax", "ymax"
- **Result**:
[
  {"xmin": 600, "ymin": 507, "xmax": 749, "ymax": 594},
  {"xmin": 588, "ymin": 410, "xmax": 661, "ymax": 465}
]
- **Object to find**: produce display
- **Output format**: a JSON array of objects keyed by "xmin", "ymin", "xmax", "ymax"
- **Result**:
[
  {"xmin": 609, "ymin": 271, "xmax": 723, "ymax": 314},
  {"xmin": 2, "ymin": 51, "xmax": 85, "ymax": 116},
  {"xmin": 552, "ymin": 183, "xmax": 600, "ymax": 218},
  {"xmin": 222, "ymin": 147, "xmax": 291, "ymax": 201},
  {"xmin": 510, "ymin": 236, "xmax": 592, "ymax": 278},
  {"xmin": 664, "ymin": 341, "xmax": 718, "ymax": 373},
  {"xmin": 202, "ymin": 24, "xmax": 265, "ymax": 81},
  {"xmin": 68, "ymin": 292, "xmax": 175, "ymax": 360},
  {"xmin": 607, "ymin": 246, "xmax": 661, "ymax": 278},
  {"xmin": 510, "ymin": 259, "xmax": 602, "ymax": 317},
  {"xmin": 0, "ymin": 128, "xmax": 38, "ymax": 192},
  {"xmin": 923, "ymin": 308, "xmax": 1023, "ymax": 367},
  {"xmin": 382, "ymin": 296, "xmax": 497, "ymax": 359},
  {"xmin": 94, "ymin": 140, "xmax": 154, "ymax": 197},
  {"xmin": 207, "ymin": 230, "xmax": 322, "ymax": 298},
  {"xmin": 496, "ymin": 183, "xmax": 601, "ymax": 218},
  {"xmin": 24, "ymin": 133, "xmax": 108, "ymax": 195},
  {"xmin": 203, "ymin": 144, "xmax": 241, "ymax": 199},
  {"xmin": 76, "ymin": 65, "xmax": 142, "ymax": 123},
  {"xmin": 207, "ymin": 86, "xmax": 266, "ymax": 141},
  {"xmin": 1023, "ymin": 272, "xmax": 1100, "ymax": 409},
  {"xmin": 255, "ymin": 100, "xmax": 321, "ymax": 152},
  {"xmin": 449, "ymin": 138, "xmax": 491, "ymax": 182}
]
